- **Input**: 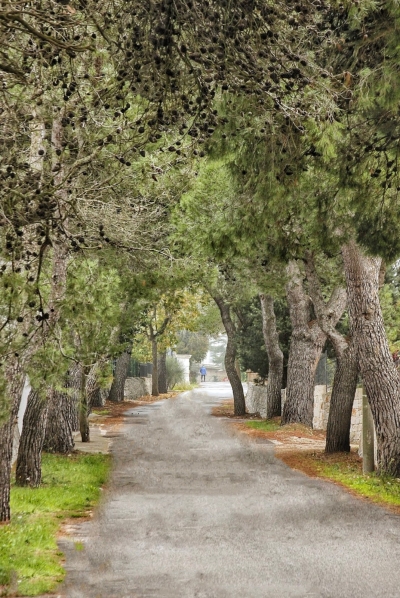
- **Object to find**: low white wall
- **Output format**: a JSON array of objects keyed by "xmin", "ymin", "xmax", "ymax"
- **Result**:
[{"xmin": 124, "ymin": 377, "xmax": 152, "ymax": 400}]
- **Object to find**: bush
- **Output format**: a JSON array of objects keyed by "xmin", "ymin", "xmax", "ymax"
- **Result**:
[{"xmin": 166, "ymin": 356, "xmax": 185, "ymax": 390}]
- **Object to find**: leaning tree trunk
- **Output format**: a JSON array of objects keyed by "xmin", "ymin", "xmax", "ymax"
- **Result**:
[
  {"xmin": 158, "ymin": 351, "xmax": 168, "ymax": 394},
  {"xmin": 325, "ymin": 340, "xmax": 359, "ymax": 453},
  {"xmin": 303, "ymin": 252, "xmax": 357, "ymax": 451},
  {"xmin": 259, "ymin": 294, "xmax": 284, "ymax": 419},
  {"xmin": 151, "ymin": 336, "xmax": 159, "ymax": 397},
  {"xmin": 342, "ymin": 241, "xmax": 400, "ymax": 475},
  {"xmin": 15, "ymin": 390, "xmax": 49, "ymax": 487},
  {"xmin": 109, "ymin": 347, "xmax": 132, "ymax": 403},
  {"xmin": 282, "ymin": 261, "xmax": 327, "ymax": 427},
  {"xmin": 213, "ymin": 295, "xmax": 246, "ymax": 416}
]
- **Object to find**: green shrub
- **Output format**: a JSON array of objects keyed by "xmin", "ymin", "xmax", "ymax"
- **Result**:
[{"xmin": 166, "ymin": 356, "xmax": 185, "ymax": 390}]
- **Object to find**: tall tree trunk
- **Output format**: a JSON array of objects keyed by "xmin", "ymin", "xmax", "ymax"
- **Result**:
[
  {"xmin": 303, "ymin": 252, "xmax": 358, "ymax": 451},
  {"xmin": 15, "ymin": 390, "xmax": 48, "ymax": 487},
  {"xmin": 0, "ymin": 114, "xmax": 46, "ymax": 522},
  {"xmin": 109, "ymin": 347, "xmax": 132, "ymax": 403},
  {"xmin": 44, "ymin": 365, "xmax": 81, "ymax": 453},
  {"xmin": 70, "ymin": 365, "xmax": 81, "ymax": 431},
  {"xmin": 79, "ymin": 366, "xmax": 90, "ymax": 442},
  {"xmin": 213, "ymin": 295, "xmax": 246, "ymax": 416},
  {"xmin": 90, "ymin": 386, "xmax": 110, "ymax": 409},
  {"xmin": 14, "ymin": 237, "xmax": 69, "ymax": 489},
  {"xmin": 158, "ymin": 351, "xmax": 168, "ymax": 394},
  {"xmin": 151, "ymin": 336, "xmax": 159, "ymax": 397},
  {"xmin": 259, "ymin": 294, "xmax": 284, "ymax": 419},
  {"xmin": 282, "ymin": 261, "xmax": 327, "ymax": 427},
  {"xmin": 0, "ymin": 359, "xmax": 26, "ymax": 522},
  {"xmin": 0, "ymin": 416, "xmax": 17, "ymax": 523},
  {"xmin": 342, "ymin": 241, "xmax": 400, "ymax": 475},
  {"xmin": 147, "ymin": 316, "xmax": 169, "ymax": 398},
  {"xmin": 86, "ymin": 362, "xmax": 99, "ymax": 412},
  {"xmin": 325, "ymin": 340, "xmax": 358, "ymax": 453},
  {"xmin": 43, "ymin": 388, "xmax": 76, "ymax": 453}
]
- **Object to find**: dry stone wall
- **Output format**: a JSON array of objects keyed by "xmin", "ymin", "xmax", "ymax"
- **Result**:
[
  {"xmin": 124, "ymin": 377, "xmax": 152, "ymax": 401},
  {"xmin": 246, "ymin": 383, "xmax": 364, "ymax": 447}
]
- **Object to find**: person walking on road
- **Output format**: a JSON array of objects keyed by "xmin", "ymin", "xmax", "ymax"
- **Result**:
[{"xmin": 200, "ymin": 365, "xmax": 207, "ymax": 382}]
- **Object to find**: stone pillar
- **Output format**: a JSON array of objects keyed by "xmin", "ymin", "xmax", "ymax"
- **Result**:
[{"xmin": 176, "ymin": 354, "xmax": 191, "ymax": 383}]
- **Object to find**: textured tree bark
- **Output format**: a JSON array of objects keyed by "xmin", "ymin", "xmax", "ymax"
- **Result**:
[
  {"xmin": 303, "ymin": 252, "xmax": 358, "ymax": 451},
  {"xmin": 147, "ymin": 315, "xmax": 170, "ymax": 397},
  {"xmin": 151, "ymin": 336, "xmax": 159, "ymax": 397},
  {"xmin": 259, "ymin": 294, "xmax": 284, "ymax": 419},
  {"xmin": 13, "ymin": 235, "xmax": 70, "ymax": 489},
  {"xmin": 0, "ymin": 115, "xmax": 46, "ymax": 521},
  {"xmin": 0, "ymin": 117, "xmax": 67, "ymax": 520},
  {"xmin": 362, "ymin": 392, "xmax": 375, "ymax": 473},
  {"xmin": 325, "ymin": 341, "xmax": 358, "ymax": 453},
  {"xmin": 79, "ymin": 367, "xmax": 90, "ymax": 442},
  {"xmin": 304, "ymin": 254, "xmax": 348, "ymax": 358},
  {"xmin": 44, "ymin": 364, "xmax": 80, "ymax": 453},
  {"xmin": 342, "ymin": 241, "xmax": 400, "ymax": 475},
  {"xmin": 0, "ymin": 360, "xmax": 26, "ymax": 522},
  {"xmin": 282, "ymin": 261, "xmax": 327, "ymax": 427},
  {"xmin": 86, "ymin": 362, "xmax": 100, "ymax": 411},
  {"xmin": 43, "ymin": 388, "xmax": 76, "ymax": 453},
  {"xmin": 0, "ymin": 416, "xmax": 17, "ymax": 522},
  {"xmin": 15, "ymin": 390, "xmax": 49, "ymax": 487},
  {"xmin": 213, "ymin": 295, "xmax": 246, "ymax": 416},
  {"xmin": 109, "ymin": 348, "xmax": 132, "ymax": 403},
  {"xmin": 158, "ymin": 351, "xmax": 168, "ymax": 394}
]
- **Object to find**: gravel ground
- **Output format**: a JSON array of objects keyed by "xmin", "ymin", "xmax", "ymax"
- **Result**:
[{"xmin": 59, "ymin": 382, "xmax": 400, "ymax": 598}]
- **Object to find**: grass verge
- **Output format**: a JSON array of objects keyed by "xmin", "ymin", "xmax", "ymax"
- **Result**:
[
  {"xmin": 245, "ymin": 420, "xmax": 281, "ymax": 432},
  {"xmin": 0, "ymin": 452, "xmax": 111, "ymax": 597},
  {"xmin": 92, "ymin": 408, "xmax": 111, "ymax": 416},
  {"xmin": 174, "ymin": 382, "xmax": 198, "ymax": 391},
  {"xmin": 279, "ymin": 451, "xmax": 400, "ymax": 512},
  {"xmin": 231, "ymin": 414, "xmax": 400, "ymax": 513}
]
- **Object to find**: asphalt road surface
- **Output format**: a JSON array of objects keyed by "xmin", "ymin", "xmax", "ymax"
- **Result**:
[{"xmin": 60, "ymin": 382, "xmax": 400, "ymax": 598}]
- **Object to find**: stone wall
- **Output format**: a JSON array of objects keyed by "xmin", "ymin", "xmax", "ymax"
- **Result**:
[
  {"xmin": 124, "ymin": 377, "xmax": 152, "ymax": 401},
  {"xmin": 246, "ymin": 383, "xmax": 365, "ymax": 447},
  {"xmin": 245, "ymin": 384, "xmax": 268, "ymax": 418},
  {"xmin": 350, "ymin": 388, "xmax": 363, "ymax": 445},
  {"xmin": 312, "ymin": 385, "xmax": 330, "ymax": 430}
]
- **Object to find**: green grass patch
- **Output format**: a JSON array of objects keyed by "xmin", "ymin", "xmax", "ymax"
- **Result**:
[
  {"xmin": 0, "ymin": 452, "xmax": 110, "ymax": 596},
  {"xmin": 318, "ymin": 459, "xmax": 400, "ymax": 507},
  {"xmin": 245, "ymin": 420, "xmax": 281, "ymax": 432},
  {"xmin": 91, "ymin": 409, "xmax": 111, "ymax": 415},
  {"xmin": 174, "ymin": 382, "xmax": 198, "ymax": 391}
]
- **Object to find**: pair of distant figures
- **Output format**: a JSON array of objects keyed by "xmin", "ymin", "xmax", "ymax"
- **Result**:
[{"xmin": 200, "ymin": 366, "xmax": 207, "ymax": 382}]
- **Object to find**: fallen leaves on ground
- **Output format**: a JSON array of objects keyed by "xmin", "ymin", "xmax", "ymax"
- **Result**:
[{"xmin": 92, "ymin": 394, "xmax": 178, "ymax": 429}]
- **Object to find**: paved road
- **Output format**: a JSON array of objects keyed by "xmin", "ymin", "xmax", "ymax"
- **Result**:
[{"xmin": 60, "ymin": 383, "xmax": 400, "ymax": 598}]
